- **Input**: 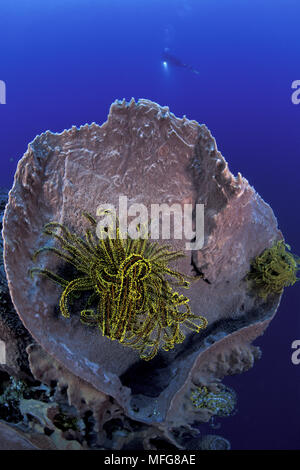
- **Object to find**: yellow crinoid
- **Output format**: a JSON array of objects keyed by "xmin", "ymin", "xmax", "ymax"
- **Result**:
[
  {"xmin": 247, "ymin": 240, "xmax": 300, "ymax": 299},
  {"xmin": 30, "ymin": 212, "xmax": 207, "ymax": 360}
]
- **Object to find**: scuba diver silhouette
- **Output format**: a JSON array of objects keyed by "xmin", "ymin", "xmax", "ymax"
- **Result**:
[{"xmin": 161, "ymin": 48, "xmax": 200, "ymax": 75}]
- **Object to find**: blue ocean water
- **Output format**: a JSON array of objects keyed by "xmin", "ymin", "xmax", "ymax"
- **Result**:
[{"xmin": 1, "ymin": 0, "xmax": 300, "ymax": 450}]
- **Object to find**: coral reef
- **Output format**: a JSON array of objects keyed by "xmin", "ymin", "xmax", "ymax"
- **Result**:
[
  {"xmin": 0, "ymin": 421, "xmax": 38, "ymax": 450},
  {"xmin": 0, "ymin": 98, "xmax": 289, "ymax": 448},
  {"xmin": 0, "ymin": 189, "xmax": 33, "ymax": 380},
  {"xmin": 0, "ymin": 342, "xmax": 229, "ymax": 450}
]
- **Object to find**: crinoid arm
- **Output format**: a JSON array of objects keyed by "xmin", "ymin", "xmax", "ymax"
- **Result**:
[
  {"xmin": 31, "ymin": 213, "xmax": 208, "ymax": 360},
  {"xmin": 59, "ymin": 277, "xmax": 95, "ymax": 318}
]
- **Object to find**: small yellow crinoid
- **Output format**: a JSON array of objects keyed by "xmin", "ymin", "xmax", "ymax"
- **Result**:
[
  {"xmin": 247, "ymin": 240, "xmax": 300, "ymax": 299},
  {"xmin": 30, "ymin": 212, "xmax": 207, "ymax": 360}
]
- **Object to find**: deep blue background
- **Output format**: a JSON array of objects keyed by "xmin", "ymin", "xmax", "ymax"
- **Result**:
[{"xmin": 1, "ymin": 0, "xmax": 300, "ymax": 450}]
